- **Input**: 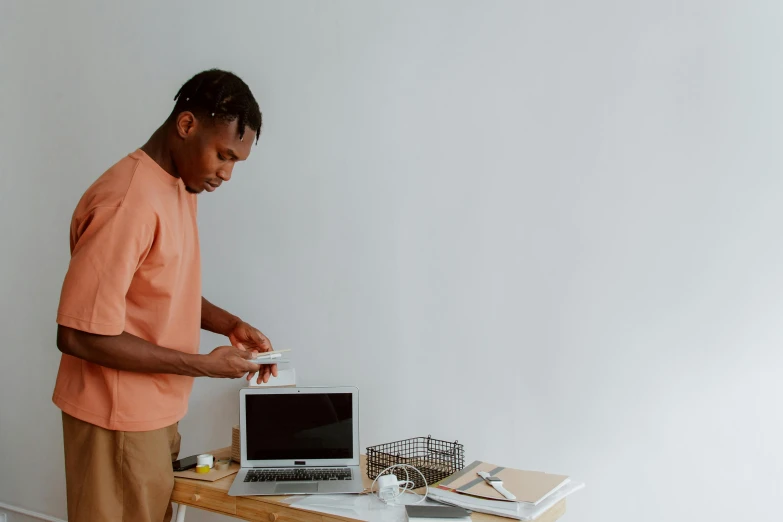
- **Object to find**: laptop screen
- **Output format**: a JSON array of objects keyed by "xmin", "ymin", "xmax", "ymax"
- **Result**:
[{"xmin": 245, "ymin": 392, "xmax": 354, "ymax": 461}]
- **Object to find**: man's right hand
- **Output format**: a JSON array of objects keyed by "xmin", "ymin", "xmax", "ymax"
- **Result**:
[{"xmin": 200, "ymin": 345, "xmax": 261, "ymax": 378}]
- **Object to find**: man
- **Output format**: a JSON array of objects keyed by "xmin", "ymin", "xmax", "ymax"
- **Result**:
[{"xmin": 52, "ymin": 69, "xmax": 276, "ymax": 522}]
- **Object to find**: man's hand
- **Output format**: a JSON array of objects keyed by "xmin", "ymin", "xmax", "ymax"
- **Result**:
[
  {"xmin": 201, "ymin": 299, "xmax": 277, "ymax": 384},
  {"xmin": 201, "ymin": 345, "xmax": 262, "ymax": 378},
  {"xmin": 228, "ymin": 321, "xmax": 278, "ymax": 384}
]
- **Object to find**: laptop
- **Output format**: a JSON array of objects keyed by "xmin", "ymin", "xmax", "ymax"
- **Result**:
[{"xmin": 228, "ymin": 386, "xmax": 365, "ymax": 496}]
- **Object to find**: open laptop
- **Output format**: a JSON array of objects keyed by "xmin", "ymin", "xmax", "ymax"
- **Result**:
[{"xmin": 228, "ymin": 386, "xmax": 364, "ymax": 496}]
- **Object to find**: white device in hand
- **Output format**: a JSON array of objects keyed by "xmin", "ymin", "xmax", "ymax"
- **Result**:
[
  {"xmin": 251, "ymin": 349, "xmax": 290, "ymax": 364},
  {"xmin": 477, "ymin": 471, "xmax": 516, "ymax": 500},
  {"xmin": 252, "ymin": 353, "xmax": 281, "ymax": 363}
]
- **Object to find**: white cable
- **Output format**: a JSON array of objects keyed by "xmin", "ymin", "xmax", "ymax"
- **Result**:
[
  {"xmin": 371, "ymin": 465, "xmax": 424, "ymax": 504},
  {"xmin": 370, "ymin": 463, "xmax": 429, "ymax": 505}
]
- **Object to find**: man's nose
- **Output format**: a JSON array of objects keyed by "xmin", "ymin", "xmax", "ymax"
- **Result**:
[{"xmin": 217, "ymin": 164, "xmax": 233, "ymax": 182}]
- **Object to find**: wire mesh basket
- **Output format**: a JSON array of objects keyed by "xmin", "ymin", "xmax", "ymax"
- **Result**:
[{"xmin": 366, "ymin": 435, "xmax": 465, "ymax": 489}]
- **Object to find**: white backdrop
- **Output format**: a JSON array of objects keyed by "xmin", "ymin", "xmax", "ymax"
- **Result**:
[{"xmin": 2, "ymin": 1, "xmax": 782, "ymax": 521}]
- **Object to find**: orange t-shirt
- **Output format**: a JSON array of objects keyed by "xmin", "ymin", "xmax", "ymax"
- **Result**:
[{"xmin": 53, "ymin": 149, "xmax": 201, "ymax": 431}]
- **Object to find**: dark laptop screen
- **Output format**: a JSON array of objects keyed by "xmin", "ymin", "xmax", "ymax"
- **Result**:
[{"xmin": 245, "ymin": 392, "xmax": 354, "ymax": 461}]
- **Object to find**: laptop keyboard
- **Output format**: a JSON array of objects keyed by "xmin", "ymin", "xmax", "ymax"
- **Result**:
[{"xmin": 244, "ymin": 468, "xmax": 353, "ymax": 482}]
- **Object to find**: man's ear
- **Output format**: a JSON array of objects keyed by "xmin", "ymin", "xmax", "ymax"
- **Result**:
[{"xmin": 175, "ymin": 112, "xmax": 198, "ymax": 140}]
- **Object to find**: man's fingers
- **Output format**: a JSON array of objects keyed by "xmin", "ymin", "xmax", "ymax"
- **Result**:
[
  {"xmin": 257, "ymin": 364, "xmax": 276, "ymax": 383},
  {"xmin": 243, "ymin": 359, "xmax": 261, "ymax": 373},
  {"xmin": 236, "ymin": 348, "xmax": 259, "ymax": 360},
  {"xmin": 253, "ymin": 330, "xmax": 272, "ymax": 351}
]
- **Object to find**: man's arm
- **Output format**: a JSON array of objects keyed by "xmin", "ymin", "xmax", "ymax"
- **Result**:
[
  {"xmin": 56, "ymin": 325, "xmax": 260, "ymax": 378},
  {"xmin": 201, "ymin": 296, "xmax": 241, "ymax": 335}
]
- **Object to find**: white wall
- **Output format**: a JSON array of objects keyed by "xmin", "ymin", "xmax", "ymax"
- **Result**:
[{"xmin": 1, "ymin": 1, "xmax": 781, "ymax": 521}]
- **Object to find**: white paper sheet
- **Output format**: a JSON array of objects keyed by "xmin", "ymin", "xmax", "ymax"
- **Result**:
[{"xmin": 287, "ymin": 492, "xmax": 442, "ymax": 522}]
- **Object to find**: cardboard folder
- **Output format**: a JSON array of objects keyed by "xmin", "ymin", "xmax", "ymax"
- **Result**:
[{"xmin": 438, "ymin": 460, "xmax": 569, "ymax": 505}]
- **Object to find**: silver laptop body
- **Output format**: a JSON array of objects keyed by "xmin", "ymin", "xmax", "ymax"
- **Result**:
[{"xmin": 228, "ymin": 386, "xmax": 364, "ymax": 496}]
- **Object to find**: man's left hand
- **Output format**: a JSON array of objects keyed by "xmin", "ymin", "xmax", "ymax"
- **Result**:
[{"xmin": 228, "ymin": 321, "xmax": 278, "ymax": 384}]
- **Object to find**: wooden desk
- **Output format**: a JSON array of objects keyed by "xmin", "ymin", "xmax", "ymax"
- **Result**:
[{"xmin": 172, "ymin": 450, "xmax": 566, "ymax": 522}]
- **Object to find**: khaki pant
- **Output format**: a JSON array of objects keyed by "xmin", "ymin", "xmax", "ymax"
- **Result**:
[{"xmin": 61, "ymin": 412, "xmax": 181, "ymax": 522}]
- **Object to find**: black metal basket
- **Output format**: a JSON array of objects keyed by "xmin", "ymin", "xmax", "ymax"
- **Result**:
[{"xmin": 366, "ymin": 435, "xmax": 464, "ymax": 489}]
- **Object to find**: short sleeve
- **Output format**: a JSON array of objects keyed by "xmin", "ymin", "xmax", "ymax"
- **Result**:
[{"xmin": 57, "ymin": 206, "xmax": 154, "ymax": 335}]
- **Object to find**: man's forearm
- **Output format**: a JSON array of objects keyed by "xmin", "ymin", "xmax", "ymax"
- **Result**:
[
  {"xmin": 201, "ymin": 296, "xmax": 241, "ymax": 336},
  {"xmin": 56, "ymin": 325, "xmax": 207, "ymax": 377}
]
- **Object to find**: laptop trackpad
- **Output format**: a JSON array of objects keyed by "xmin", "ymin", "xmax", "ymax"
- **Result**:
[{"xmin": 274, "ymin": 483, "xmax": 319, "ymax": 494}]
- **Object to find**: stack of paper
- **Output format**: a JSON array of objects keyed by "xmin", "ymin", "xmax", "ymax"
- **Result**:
[{"xmin": 428, "ymin": 461, "xmax": 584, "ymax": 521}]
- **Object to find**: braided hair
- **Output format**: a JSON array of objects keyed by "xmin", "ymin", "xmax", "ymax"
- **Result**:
[{"xmin": 171, "ymin": 69, "xmax": 262, "ymax": 143}]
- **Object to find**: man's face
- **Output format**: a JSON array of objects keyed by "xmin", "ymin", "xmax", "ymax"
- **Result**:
[{"xmin": 173, "ymin": 113, "xmax": 256, "ymax": 194}]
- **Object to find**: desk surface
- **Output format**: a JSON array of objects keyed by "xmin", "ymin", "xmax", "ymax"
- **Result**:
[{"xmin": 172, "ymin": 449, "xmax": 566, "ymax": 522}]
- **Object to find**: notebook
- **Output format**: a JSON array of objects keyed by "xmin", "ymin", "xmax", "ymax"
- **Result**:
[
  {"xmin": 429, "ymin": 480, "xmax": 586, "ymax": 522},
  {"xmin": 405, "ymin": 505, "xmax": 471, "ymax": 522}
]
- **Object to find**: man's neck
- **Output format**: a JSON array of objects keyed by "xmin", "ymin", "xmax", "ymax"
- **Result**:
[{"xmin": 141, "ymin": 125, "xmax": 180, "ymax": 180}]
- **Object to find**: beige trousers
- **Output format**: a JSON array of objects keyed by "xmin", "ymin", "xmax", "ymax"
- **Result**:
[{"xmin": 61, "ymin": 412, "xmax": 181, "ymax": 522}]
